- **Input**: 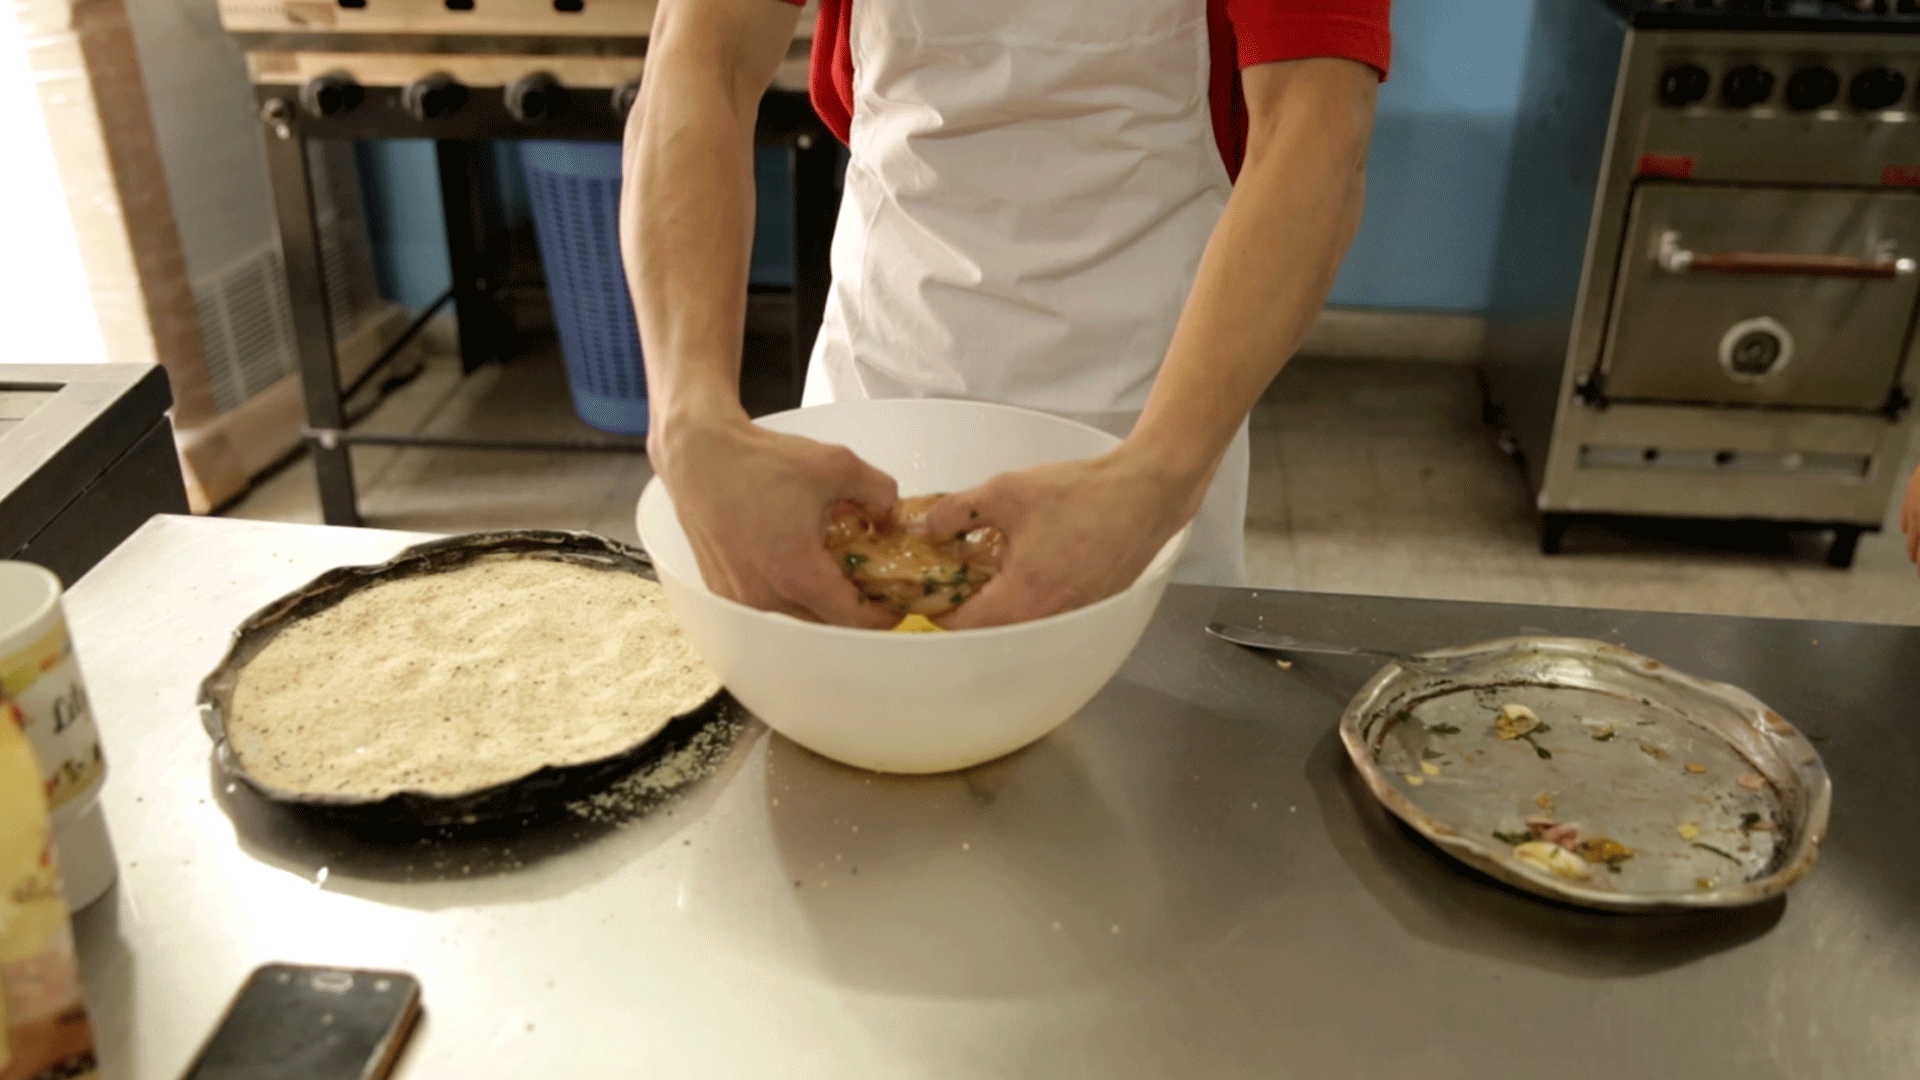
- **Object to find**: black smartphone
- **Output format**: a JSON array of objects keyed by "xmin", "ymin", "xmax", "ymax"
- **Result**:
[{"xmin": 181, "ymin": 964, "xmax": 422, "ymax": 1080}]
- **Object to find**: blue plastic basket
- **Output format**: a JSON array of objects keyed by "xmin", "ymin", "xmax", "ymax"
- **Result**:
[{"xmin": 520, "ymin": 141, "xmax": 647, "ymax": 435}]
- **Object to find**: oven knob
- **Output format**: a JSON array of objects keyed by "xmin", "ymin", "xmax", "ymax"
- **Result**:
[
  {"xmin": 1721, "ymin": 65, "xmax": 1775, "ymax": 108},
  {"xmin": 402, "ymin": 73, "xmax": 467, "ymax": 121},
  {"xmin": 1785, "ymin": 66, "xmax": 1840, "ymax": 110},
  {"xmin": 612, "ymin": 81, "xmax": 641, "ymax": 117},
  {"xmin": 298, "ymin": 74, "xmax": 363, "ymax": 119},
  {"xmin": 506, "ymin": 72, "xmax": 568, "ymax": 124},
  {"xmin": 1850, "ymin": 67, "xmax": 1907, "ymax": 110},
  {"xmin": 1659, "ymin": 63, "xmax": 1710, "ymax": 107}
]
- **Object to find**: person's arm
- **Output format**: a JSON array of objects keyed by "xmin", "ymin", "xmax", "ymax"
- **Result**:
[
  {"xmin": 623, "ymin": 0, "xmax": 896, "ymax": 626},
  {"xmin": 1902, "ymin": 464, "xmax": 1920, "ymax": 570},
  {"xmin": 926, "ymin": 58, "xmax": 1378, "ymax": 628}
]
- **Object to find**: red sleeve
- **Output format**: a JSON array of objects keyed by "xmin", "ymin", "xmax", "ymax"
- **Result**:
[
  {"xmin": 771, "ymin": 0, "xmax": 854, "ymax": 144},
  {"xmin": 1207, "ymin": 0, "xmax": 1390, "ymax": 178},
  {"xmin": 805, "ymin": 0, "xmax": 856, "ymax": 144},
  {"xmin": 1226, "ymin": 0, "xmax": 1392, "ymax": 78},
  {"xmin": 769, "ymin": 0, "xmax": 854, "ymax": 144}
]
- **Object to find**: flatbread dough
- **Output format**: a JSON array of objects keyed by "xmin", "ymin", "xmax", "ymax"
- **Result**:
[{"xmin": 226, "ymin": 557, "xmax": 720, "ymax": 798}]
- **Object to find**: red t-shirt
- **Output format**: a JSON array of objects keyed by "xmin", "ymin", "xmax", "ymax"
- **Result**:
[{"xmin": 782, "ymin": 0, "xmax": 1392, "ymax": 180}]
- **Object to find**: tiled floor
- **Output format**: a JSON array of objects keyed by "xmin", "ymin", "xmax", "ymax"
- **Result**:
[{"xmin": 225, "ymin": 339, "xmax": 1920, "ymax": 626}]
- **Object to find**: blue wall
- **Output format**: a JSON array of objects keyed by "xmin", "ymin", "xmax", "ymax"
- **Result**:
[
  {"xmin": 357, "ymin": 0, "xmax": 1541, "ymax": 316},
  {"xmin": 1327, "ymin": 0, "xmax": 1538, "ymax": 312}
]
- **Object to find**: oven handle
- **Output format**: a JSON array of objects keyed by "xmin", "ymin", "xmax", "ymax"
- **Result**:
[{"xmin": 1656, "ymin": 230, "xmax": 1916, "ymax": 279}]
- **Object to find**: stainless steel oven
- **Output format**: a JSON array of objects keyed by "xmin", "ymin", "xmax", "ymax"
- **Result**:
[{"xmin": 1485, "ymin": 0, "xmax": 1920, "ymax": 566}]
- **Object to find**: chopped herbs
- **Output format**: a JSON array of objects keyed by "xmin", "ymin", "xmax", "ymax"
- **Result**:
[
  {"xmin": 1421, "ymin": 749, "xmax": 1446, "ymax": 761},
  {"xmin": 923, "ymin": 581, "xmax": 939, "ymax": 595},
  {"xmin": 1427, "ymin": 723, "xmax": 1461, "ymax": 736},
  {"xmin": 1739, "ymin": 812, "xmax": 1762, "ymax": 831},
  {"xmin": 1511, "ymin": 729, "xmax": 1551, "ymax": 759},
  {"xmin": 1692, "ymin": 842, "xmax": 1740, "ymax": 864},
  {"xmin": 842, "ymin": 552, "xmax": 869, "ymax": 571},
  {"xmin": 1592, "ymin": 731, "xmax": 1616, "ymax": 742},
  {"xmin": 1491, "ymin": 831, "xmax": 1533, "ymax": 846}
]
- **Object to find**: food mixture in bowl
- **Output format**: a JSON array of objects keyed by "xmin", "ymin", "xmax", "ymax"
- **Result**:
[{"xmin": 825, "ymin": 495, "xmax": 1005, "ymax": 618}]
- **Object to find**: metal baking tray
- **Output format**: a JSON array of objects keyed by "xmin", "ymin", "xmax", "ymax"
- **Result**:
[
  {"xmin": 1339, "ymin": 636, "xmax": 1831, "ymax": 912},
  {"xmin": 198, "ymin": 530, "xmax": 730, "ymax": 826}
]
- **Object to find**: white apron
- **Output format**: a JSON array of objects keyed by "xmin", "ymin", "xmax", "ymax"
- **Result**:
[{"xmin": 800, "ymin": 0, "xmax": 1249, "ymax": 586}]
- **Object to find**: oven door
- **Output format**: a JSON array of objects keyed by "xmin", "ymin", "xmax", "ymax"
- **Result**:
[{"xmin": 1598, "ymin": 182, "xmax": 1920, "ymax": 411}]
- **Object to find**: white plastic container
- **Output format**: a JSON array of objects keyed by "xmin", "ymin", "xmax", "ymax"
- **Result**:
[
  {"xmin": 0, "ymin": 562, "xmax": 114, "ymax": 910},
  {"xmin": 637, "ymin": 398, "xmax": 1187, "ymax": 774},
  {"xmin": 0, "ymin": 688, "xmax": 99, "ymax": 1077}
]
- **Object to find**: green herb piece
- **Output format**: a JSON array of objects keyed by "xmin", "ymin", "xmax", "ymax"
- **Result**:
[
  {"xmin": 1692, "ymin": 842, "xmax": 1739, "ymax": 864},
  {"xmin": 1740, "ymin": 812, "xmax": 1761, "ymax": 831},
  {"xmin": 1533, "ymin": 743, "xmax": 1552, "ymax": 760},
  {"xmin": 1491, "ymin": 831, "xmax": 1532, "ymax": 846},
  {"xmin": 953, "ymin": 565, "xmax": 968, "ymax": 584},
  {"xmin": 842, "ymin": 552, "xmax": 869, "ymax": 571},
  {"xmin": 1607, "ymin": 864, "xmax": 1622, "ymax": 874},
  {"xmin": 1421, "ymin": 749, "xmax": 1446, "ymax": 761},
  {"xmin": 1427, "ymin": 723, "xmax": 1461, "ymax": 736},
  {"xmin": 1593, "ymin": 731, "xmax": 1616, "ymax": 742},
  {"xmin": 951, "ymin": 593, "xmax": 965, "ymax": 604},
  {"xmin": 924, "ymin": 581, "xmax": 939, "ymax": 595},
  {"xmin": 1532, "ymin": 722, "xmax": 1552, "ymax": 734}
]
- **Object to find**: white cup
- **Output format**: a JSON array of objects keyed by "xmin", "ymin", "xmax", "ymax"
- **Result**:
[{"xmin": 0, "ymin": 561, "xmax": 115, "ymax": 910}]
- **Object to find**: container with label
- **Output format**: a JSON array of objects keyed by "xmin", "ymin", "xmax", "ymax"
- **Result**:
[
  {"xmin": 0, "ymin": 688, "xmax": 98, "ymax": 1080},
  {"xmin": 0, "ymin": 562, "xmax": 112, "ymax": 911}
]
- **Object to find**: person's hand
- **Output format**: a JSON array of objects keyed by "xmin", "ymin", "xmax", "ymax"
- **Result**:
[
  {"xmin": 1902, "ymin": 464, "xmax": 1920, "ymax": 571},
  {"xmin": 915, "ymin": 449, "xmax": 1208, "ymax": 629},
  {"xmin": 652, "ymin": 417, "xmax": 899, "ymax": 627}
]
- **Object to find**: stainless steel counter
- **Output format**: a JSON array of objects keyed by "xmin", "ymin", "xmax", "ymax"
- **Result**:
[{"xmin": 65, "ymin": 515, "xmax": 1920, "ymax": 1078}]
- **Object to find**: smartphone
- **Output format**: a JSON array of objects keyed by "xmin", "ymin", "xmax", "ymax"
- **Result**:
[{"xmin": 181, "ymin": 964, "xmax": 422, "ymax": 1080}]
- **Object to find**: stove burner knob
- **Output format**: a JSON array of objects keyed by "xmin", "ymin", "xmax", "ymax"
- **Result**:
[
  {"xmin": 298, "ymin": 74, "xmax": 363, "ymax": 119},
  {"xmin": 1785, "ymin": 66, "xmax": 1840, "ymax": 111},
  {"xmin": 506, "ymin": 72, "xmax": 568, "ymax": 124},
  {"xmin": 612, "ymin": 81, "xmax": 642, "ymax": 117},
  {"xmin": 403, "ymin": 73, "xmax": 468, "ymax": 121},
  {"xmin": 1850, "ymin": 67, "xmax": 1907, "ymax": 111},
  {"xmin": 1659, "ymin": 63, "xmax": 1711, "ymax": 107},
  {"xmin": 1721, "ymin": 65, "xmax": 1775, "ymax": 108}
]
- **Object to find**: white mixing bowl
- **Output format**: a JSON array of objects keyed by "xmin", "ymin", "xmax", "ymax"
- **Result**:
[{"xmin": 636, "ymin": 398, "xmax": 1188, "ymax": 774}]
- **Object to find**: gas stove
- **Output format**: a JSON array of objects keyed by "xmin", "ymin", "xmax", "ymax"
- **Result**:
[
  {"xmin": 1606, "ymin": 0, "xmax": 1920, "ymax": 30},
  {"xmin": 1485, "ymin": 0, "xmax": 1920, "ymax": 564},
  {"xmin": 216, "ymin": 0, "xmax": 830, "ymax": 528},
  {"xmin": 217, "ymin": 1, "xmax": 809, "ymax": 138}
]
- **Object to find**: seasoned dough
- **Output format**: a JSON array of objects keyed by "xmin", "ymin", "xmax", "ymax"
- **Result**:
[
  {"xmin": 226, "ymin": 558, "xmax": 719, "ymax": 798},
  {"xmin": 825, "ymin": 495, "xmax": 1006, "ymax": 618}
]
